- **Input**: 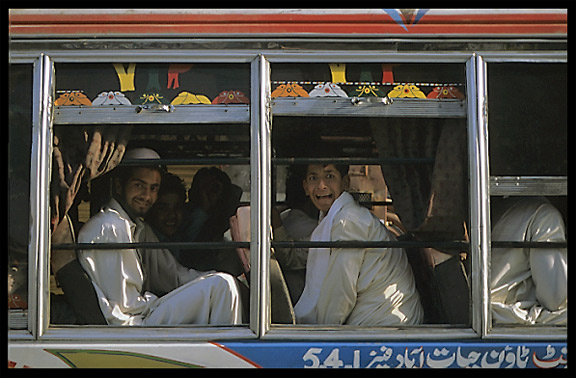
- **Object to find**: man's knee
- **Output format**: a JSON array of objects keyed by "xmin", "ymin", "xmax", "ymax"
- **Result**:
[{"xmin": 211, "ymin": 272, "xmax": 239, "ymax": 292}]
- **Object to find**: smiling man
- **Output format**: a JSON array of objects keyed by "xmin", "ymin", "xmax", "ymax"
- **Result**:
[
  {"xmin": 115, "ymin": 166, "xmax": 161, "ymax": 218},
  {"xmin": 292, "ymin": 162, "xmax": 423, "ymax": 326},
  {"xmin": 77, "ymin": 148, "xmax": 243, "ymax": 326}
]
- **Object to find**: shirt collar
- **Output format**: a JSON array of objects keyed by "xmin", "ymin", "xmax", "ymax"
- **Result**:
[{"xmin": 106, "ymin": 198, "xmax": 146, "ymax": 238}]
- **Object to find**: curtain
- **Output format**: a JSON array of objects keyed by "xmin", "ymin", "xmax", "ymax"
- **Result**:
[
  {"xmin": 50, "ymin": 126, "xmax": 131, "ymax": 271},
  {"xmin": 50, "ymin": 125, "xmax": 131, "ymax": 235},
  {"xmin": 371, "ymin": 118, "xmax": 470, "ymax": 324},
  {"xmin": 370, "ymin": 118, "xmax": 468, "ymax": 247},
  {"xmin": 50, "ymin": 126, "xmax": 131, "ymax": 324}
]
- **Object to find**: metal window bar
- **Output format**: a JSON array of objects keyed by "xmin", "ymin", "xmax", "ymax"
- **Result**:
[
  {"xmin": 273, "ymin": 157, "xmax": 435, "ymax": 165},
  {"xmin": 119, "ymin": 157, "xmax": 251, "ymax": 165},
  {"xmin": 466, "ymin": 53, "xmax": 489, "ymax": 338},
  {"xmin": 51, "ymin": 240, "xmax": 566, "ymax": 251},
  {"xmin": 30, "ymin": 54, "xmax": 54, "ymax": 339},
  {"xmin": 118, "ymin": 157, "xmax": 436, "ymax": 166}
]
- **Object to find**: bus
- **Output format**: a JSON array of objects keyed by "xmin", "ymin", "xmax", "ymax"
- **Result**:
[{"xmin": 8, "ymin": 9, "xmax": 567, "ymax": 368}]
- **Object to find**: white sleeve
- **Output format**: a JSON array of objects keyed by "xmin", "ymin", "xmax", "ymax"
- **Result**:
[
  {"xmin": 78, "ymin": 220, "xmax": 157, "ymax": 319},
  {"xmin": 143, "ymin": 248, "xmax": 210, "ymax": 294},
  {"xmin": 139, "ymin": 224, "xmax": 211, "ymax": 295},
  {"xmin": 315, "ymin": 216, "xmax": 366, "ymax": 324},
  {"xmin": 528, "ymin": 203, "xmax": 567, "ymax": 311}
]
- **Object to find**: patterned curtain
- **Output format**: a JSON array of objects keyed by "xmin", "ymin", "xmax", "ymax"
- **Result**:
[
  {"xmin": 51, "ymin": 126, "xmax": 131, "ymax": 272},
  {"xmin": 371, "ymin": 118, "xmax": 470, "ymax": 324},
  {"xmin": 51, "ymin": 126, "xmax": 131, "ymax": 234},
  {"xmin": 370, "ymin": 118, "xmax": 468, "ymax": 250}
]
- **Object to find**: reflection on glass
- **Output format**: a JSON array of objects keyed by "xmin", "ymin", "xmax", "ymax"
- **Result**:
[{"xmin": 8, "ymin": 65, "xmax": 32, "ymax": 326}]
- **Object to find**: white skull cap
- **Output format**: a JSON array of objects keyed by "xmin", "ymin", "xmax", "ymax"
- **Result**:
[{"xmin": 124, "ymin": 148, "xmax": 161, "ymax": 160}]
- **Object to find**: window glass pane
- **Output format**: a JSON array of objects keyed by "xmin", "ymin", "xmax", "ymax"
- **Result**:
[
  {"xmin": 270, "ymin": 63, "xmax": 470, "ymax": 327},
  {"xmin": 8, "ymin": 64, "xmax": 33, "ymax": 328},
  {"xmin": 55, "ymin": 63, "xmax": 250, "ymax": 106},
  {"xmin": 489, "ymin": 196, "xmax": 567, "ymax": 326},
  {"xmin": 488, "ymin": 63, "xmax": 567, "ymax": 327},
  {"xmin": 488, "ymin": 63, "xmax": 567, "ymax": 176},
  {"xmin": 50, "ymin": 63, "xmax": 251, "ymax": 327}
]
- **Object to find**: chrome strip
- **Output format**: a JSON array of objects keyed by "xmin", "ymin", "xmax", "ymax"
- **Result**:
[
  {"xmin": 10, "ymin": 49, "xmax": 567, "ymax": 65},
  {"xmin": 476, "ymin": 55, "xmax": 492, "ymax": 338},
  {"xmin": 482, "ymin": 328, "xmax": 567, "ymax": 341},
  {"xmin": 480, "ymin": 51, "xmax": 567, "ymax": 62},
  {"xmin": 250, "ymin": 55, "xmax": 272, "ymax": 337},
  {"xmin": 264, "ymin": 327, "xmax": 479, "ymax": 341},
  {"xmin": 10, "ymin": 50, "xmax": 259, "ymax": 63},
  {"xmin": 53, "ymin": 105, "xmax": 250, "ymax": 125},
  {"xmin": 490, "ymin": 176, "xmax": 567, "ymax": 196},
  {"xmin": 29, "ymin": 54, "xmax": 54, "ymax": 338},
  {"xmin": 465, "ymin": 55, "xmax": 482, "ymax": 338},
  {"xmin": 258, "ymin": 51, "xmax": 474, "ymax": 63},
  {"xmin": 272, "ymin": 98, "xmax": 466, "ymax": 118},
  {"xmin": 10, "ymin": 50, "xmax": 474, "ymax": 64},
  {"xmin": 38, "ymin": 327, "xmax": 257, "ymax": 341},
  {"xmin": 467, "ymin": 54, "xmax": 491, "ymax": 338}
]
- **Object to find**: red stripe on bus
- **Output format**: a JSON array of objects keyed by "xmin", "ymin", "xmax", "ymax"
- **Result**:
[{"xmin": 9, "ymin": 12, "xmax": 567, "ymax": 35}]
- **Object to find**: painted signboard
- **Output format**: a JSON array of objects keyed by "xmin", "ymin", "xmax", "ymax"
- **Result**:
[{"xmin": 9, "ymin": 341, "xmax": 568, "ymax": 368}]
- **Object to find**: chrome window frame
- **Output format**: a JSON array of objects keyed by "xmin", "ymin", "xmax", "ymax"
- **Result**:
[
  {"xmin": 480, "ymin": 52, "xmax": 567, "ymax": 340},
  {"xmin": 18, "ymin": 52, "xmax": 261, "ymax": 342},
  {"xmin": 264, "ymin": 52, "xmax": 478, "ymax": 341},
  {"xmin": 29, "ymin": 54, "xmax": 54, "ymax": 339},
  {"xmin": 9, "ymin": 43, "xmax": 567, "ymax": 342}
]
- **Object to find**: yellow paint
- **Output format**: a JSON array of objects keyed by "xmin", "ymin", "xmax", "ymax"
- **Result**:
[
  {"xmin": 113, "ymin": 63, "xmax": 136, "ymax": 92},
  {"xmin": 387, "ymin": 84, "xmax": 426, "ymax": 98},
  {"xmin": 46, "ymin": 349, "xmax": 202, "ymax": 368},
  {"xmin": 171, "ymin": 91, "xmax": 212, "ymax": 105},
  {"xmin": 329, "ymin": 63, "xmax": 347, "ymax": 83}
]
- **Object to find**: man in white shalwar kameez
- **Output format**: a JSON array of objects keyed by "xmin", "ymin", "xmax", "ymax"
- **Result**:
[
  {"xmin": 77, "ymin": 148, "xmax": 242, "ymax": 326},
  {"xmin": 490, "ymin": 196, "xmax": 567, "ymax": 325},
  {"xmin": 289, "ymin": 163, "xmax": 423, "ymax": 326}
]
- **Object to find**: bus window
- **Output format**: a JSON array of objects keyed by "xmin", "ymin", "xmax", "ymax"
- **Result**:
[
  {"xmin": 49, "ymin": 62, "xmax": 253, "ymax": 327},
  {"xmin": 488, "ymin": 63, "xmax": 567, "ymax": 177},
  {"xmin": 8, "ymin": 64, "xmax": 33, "ymax": 329},
  {"xmin": 487, "ymin": 63, "xmax": 567, "ymax": 327},
  {"xmin": 270, "ymin": 62, "xmax": 471, "ymax": 327}
]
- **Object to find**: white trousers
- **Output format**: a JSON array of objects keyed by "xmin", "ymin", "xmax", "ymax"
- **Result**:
[{"xmin": 143, "ymin": 272, "xmax": 243, "ymax": 326}]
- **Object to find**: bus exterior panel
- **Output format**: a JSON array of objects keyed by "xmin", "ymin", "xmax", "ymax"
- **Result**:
[
  {"xmin": 9, "ymin": 9, "xmax": 567, "ymax": 37},
  {"xmin": 8, "ymin": 8, "xmax": 568, "ymax": 369}
]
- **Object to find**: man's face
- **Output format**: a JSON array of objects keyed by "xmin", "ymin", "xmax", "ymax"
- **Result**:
[
  {"xmin": 119, "ymin": 167, "xmax": 161, "ymax": 218},
  {"xmin": 148, "ymin": 192, "xmax": 184, "ymax": 237},
  {"xmin": 303, "ymin": 164, "xmax": 347, "ymax": 213}
]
